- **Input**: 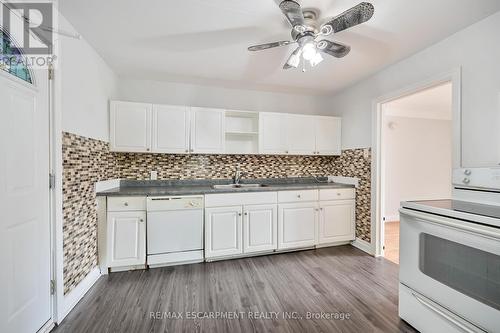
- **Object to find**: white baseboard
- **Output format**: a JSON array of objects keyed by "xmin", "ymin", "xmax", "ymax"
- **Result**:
[
  {"xmin": 59, "ymin": 267, "xmax": 101, "ymax": 323},
  {"xmin": 351, "ymin": 238, "xmax": 374, "ymax": 255}
]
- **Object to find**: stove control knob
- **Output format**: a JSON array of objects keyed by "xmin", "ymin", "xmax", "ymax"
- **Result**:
[
  {"xmin": 463, "ymin": 177, "xmax": 470, "ymax": 184},
  {"xmin": 464, "ymin": 169, "xmax": 472, "ymax": 176}
]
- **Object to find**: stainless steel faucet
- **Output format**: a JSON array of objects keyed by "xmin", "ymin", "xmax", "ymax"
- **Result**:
[{"xmin": 233, "ymin": 170, "xmax": 245, "ymax": 185}]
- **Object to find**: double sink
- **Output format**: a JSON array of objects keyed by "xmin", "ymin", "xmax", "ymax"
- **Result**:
[{"xmin": 212, "ymin": 183, "xmax": 268, "ymax": 189}]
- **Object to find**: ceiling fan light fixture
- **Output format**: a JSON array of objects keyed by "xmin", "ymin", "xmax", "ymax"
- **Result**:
[
  {"xmin": 302, "ymin": 42, "xmax": 318, "ymax": 61},
  {"xmin": 309, "ymin": 52, "xmax": 323, "ymax": 67}
]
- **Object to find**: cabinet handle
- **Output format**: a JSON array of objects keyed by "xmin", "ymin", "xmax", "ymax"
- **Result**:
[
  {"xmin": 146, "ymin": 148, "xmax": 150, "ymax": 151},
  {"xmin": 238, "ymin": 213, "xmax": 242, "ymax": 216},
  {"xmin": 285, "ymin": 150, "xmax": 289, "ymax": 154},
  {"xmin": 244, "ymin": 212, "xmax": 248, "ymax": 216},
  {"xmin": 124, "ymin": 202, "xmax": 129, "ymax": 206},
  {"xmin": 139, "ymin": 219, "xmax": 144, "ymax": 223},
  {"xmin": 320, "ymin": 207, "xmax": 323, "ymax": 210},
  {"xmin": 185, "ymin": 149, "xmax": 188, "ymax": 153},
  {"xmin": 297, "ymin": 194, "xmax": 301, "ymax": 198}
]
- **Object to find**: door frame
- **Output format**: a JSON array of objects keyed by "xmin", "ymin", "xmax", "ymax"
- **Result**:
[{"xmin": 371, "ymin": 68, "xmax": 462, "ymax": 257}]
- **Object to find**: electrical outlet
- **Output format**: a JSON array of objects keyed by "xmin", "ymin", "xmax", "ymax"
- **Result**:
[{"xmin": 150, "ymin": 171, "xmax": 158, "ymax": 180}]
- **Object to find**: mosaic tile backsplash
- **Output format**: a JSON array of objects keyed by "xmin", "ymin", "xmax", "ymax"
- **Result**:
[{"xmin": 62, "ymin": 131, "xmax": 371, "ymax": 294}]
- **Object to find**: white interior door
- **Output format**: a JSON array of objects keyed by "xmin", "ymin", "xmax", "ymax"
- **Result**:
[{"xmin": 0, "ymin": 71, "xmax": 51, "ymax": 333}]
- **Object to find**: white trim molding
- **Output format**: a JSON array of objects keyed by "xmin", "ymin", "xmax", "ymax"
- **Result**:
[
  {"xmin": 351, "ymin": 238, "xmax": 374, "ymax": 255},
  {"xmin": 59, "ymin": 267, "xmax": 101, "ymax": 323}
]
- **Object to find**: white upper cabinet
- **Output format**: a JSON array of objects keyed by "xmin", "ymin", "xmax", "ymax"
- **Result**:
[
  {"xmin": 152, "ymin": 104, "xmax": 190, "ymax": 154},
  {"xmin": 110, "ymin": 101, "xmax": 152, "ymax": 152},
  {"xmin": 287, "ymin": 114, "xmax": 316, "ymax": 155},
  {"xmin": 259, "ymin": 112, "xmax": 288, "ymax": 154},
  {"xmin": 190, "ymin": 107, "xmax": 225, "ymax": 154},
  {"xmin": 110, "ymin": 101, "xmax": 342, "ymax": 156},
  {"xmin": 315, "ymin": 116, "xmax": 341, "ymax": 155}
]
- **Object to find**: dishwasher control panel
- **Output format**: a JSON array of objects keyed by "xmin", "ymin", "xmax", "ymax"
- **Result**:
[{"xmin": 147, "ymin": 196, "xmax": 204, "ymax": 211}]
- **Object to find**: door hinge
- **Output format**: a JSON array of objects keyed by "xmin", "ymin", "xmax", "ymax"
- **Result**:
[
  {"xmin": 50, "ymin": 280, "xmax": 55, "ymax": 295},
  {"xmin": 49, "ymin": 173, "xmax": 55, "ymax": 189},
  {"xmin": 48, "ymin": 64, "xmax": 54, "ymax": 80}
]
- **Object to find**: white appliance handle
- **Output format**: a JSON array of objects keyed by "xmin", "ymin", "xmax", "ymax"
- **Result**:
[
  {"xmin": 399, "ymin": 208, "xmax": 500, "ymax": 241},
  {"xmin": 411, "ymin": 292, "xmax": 486, "ymax": 333}
]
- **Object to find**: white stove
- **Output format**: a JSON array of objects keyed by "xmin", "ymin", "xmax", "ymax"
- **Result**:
[{"xmin": 399, "ymin": 168, "xmax": 500, "ymax": 333}]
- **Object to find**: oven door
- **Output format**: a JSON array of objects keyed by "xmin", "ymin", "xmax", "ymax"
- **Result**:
[{"xmin": 399, "ymin": 208, "xmax": 500, "ymax": 331}]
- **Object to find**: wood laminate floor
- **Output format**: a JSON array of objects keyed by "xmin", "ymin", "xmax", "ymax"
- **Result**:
[
  {"xmin": 384, "ymin": 221, "xmax": 400, "ymax": 264},
  {"xmin": 53, "ymin": 246, "xmax": 415, "ymax": 333}
]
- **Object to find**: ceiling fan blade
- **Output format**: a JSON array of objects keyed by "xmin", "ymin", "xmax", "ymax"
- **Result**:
[
  {"xmin": 283, "ymin": 46, "xmax": 303, "ymax": 69},
  {"xmin": 277, "ymin": 0, "xmax": 305, "ymax": 29},
  {"xmin": 248, "ymin": 41, "xmax": 294, "ymax": 51},
  {"xmin": 321, "ymin": 2, "xmax": 374, "ymax": 35},
  {"xmin": 317, "ymin": 40, "xmax": 351, "ymax": 58}
]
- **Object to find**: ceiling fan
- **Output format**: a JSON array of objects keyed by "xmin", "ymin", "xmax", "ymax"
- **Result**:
[{"xmin": 248, "ymin": 1, "xmax": 374, "ymax": 70}]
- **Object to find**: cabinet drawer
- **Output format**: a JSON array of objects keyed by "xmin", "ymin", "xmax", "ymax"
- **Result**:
[
  {"xmin": 108, "ymin": 196, "xmax": 146, "ymax": 211},
  {"xmin": 278, "ymin": 190, "xmax": 318, "ymax": 203},
  {"xmin": 319, "ymin": 188, "xmax": 355, "ymax": 201},
  {"xmin": 205, "ymin": 192, "xmax": 277, "ymax": 207}
]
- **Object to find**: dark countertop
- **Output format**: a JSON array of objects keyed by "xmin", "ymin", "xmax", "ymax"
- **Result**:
[{"xmin": 96, "ymin": 177, "xmax": 355, "ymax": 197}]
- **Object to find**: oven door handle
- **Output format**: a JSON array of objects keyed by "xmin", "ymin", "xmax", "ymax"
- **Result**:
[
  {"xmin": 400, "ymin": 208, "xmax": 500, "ymax": 240},
  {"xmin": 411, "ymin": 292, "xmax": 486, "ymax": 333}
]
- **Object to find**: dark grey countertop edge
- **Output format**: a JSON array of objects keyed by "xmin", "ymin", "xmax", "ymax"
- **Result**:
[{"xmin": 96, "ymin": 178, "xmax": 355, "ymax": 197}]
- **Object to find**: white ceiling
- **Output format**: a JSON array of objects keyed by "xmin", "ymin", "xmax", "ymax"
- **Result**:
[
  {"xmin": 59, "ymin": 0, "xmax": 500, "ymax": 95},
  {"xmin": 383, "ymin": 82, "xmax": 452, "ymax": 120}
]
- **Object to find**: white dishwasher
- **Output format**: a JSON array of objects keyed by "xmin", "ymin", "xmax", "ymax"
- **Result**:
[{"xmin": 146, "ymin": 196, "xmax": 204, "ymax": 267}]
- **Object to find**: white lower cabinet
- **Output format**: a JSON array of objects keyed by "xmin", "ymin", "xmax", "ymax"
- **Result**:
[
  {"xmin": 278, "ymin": 202, "xmax": 319, "ymax": 250},
  {"xmin": 107, "ymin": 211, "xmax": 146, "ymax": 268},
  {"xmin": 318, "ymin": 200, "xmax": 356, "ymax": 244},
  {"xmin": 205, "ymin": 206, "xmax": 243, "ymax": 258},
  {"xmin": 243, "ymin": 204, "xmax": 277, "ymax": 254}
]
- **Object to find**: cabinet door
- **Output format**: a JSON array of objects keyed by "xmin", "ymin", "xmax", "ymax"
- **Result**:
[
  {"xmin": 318, "ymin": 200, "xmax": 355, "ymax": 244},
  {"xmin": 190, "ymin": 107, "xmax": 225, "ymax": 154},
  {"xmin": 287, "ymin": 114, "xmax": 316, "ymax": 155},
  {"xmin": 315, "ymin": 116, "xmax": 341, "ymax": 155},
  {"xmin": 107, "ymin": 211, "xmax": 146, "ymax": 267},
  {"xmin": 205, "ymin": 206, "xmax": 242, "ymax": 258},
  {"xmin": 259, "ymin": 112, "xmax": 288, "ymax": 154},
  {"xmin": 110, "ymin": 101, "xmax": 152, "ymax": 152},
  {"xmin": 243, "ymin": 204, "xmax": 277, "ymax": 253},
  {"xmin": 152, "ymin": 104, "xmax": 190, "ymax": 153},
  {"xmin": 278, "ymin": 202, "xmax": 318, "ymax": 249}
]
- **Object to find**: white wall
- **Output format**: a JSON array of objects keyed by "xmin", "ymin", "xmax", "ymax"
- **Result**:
[
  {"xmin": 58, "ymin": 15, "xmax": 118, "ymax": 142},
  {"xmin": 329, "ymin": 11, "xmax": 500, "ymax": 168},
  {"xmin": 117, "ymin": 78, "xmax": 330, "ymax": 116},
  {"xmin": 382, "ymin": 114, "xmax": 452, "ymax": 221}
]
